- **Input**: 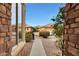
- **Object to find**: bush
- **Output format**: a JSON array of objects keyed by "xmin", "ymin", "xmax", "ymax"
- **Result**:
[
  {"xmin": 25, "ymin": 32, "xmax": 33, "ymax": 42},
  {"xmin": 32, "ymin": 27, "xmax": 38, "ymax": 32},
  {"xmin": 39, "ymin": 31, "xmax": 50, "ymax": 38},
  {"xmin": 53, "ymin": 24, "xmax": 64, "ymax": 37},
  {"xmin": 56, "ymin": 38, "xmax": 63, "ymax": 50},
  {"xmin": 19, "ymin": 31, "xmax": 33, "ymax": 42}
]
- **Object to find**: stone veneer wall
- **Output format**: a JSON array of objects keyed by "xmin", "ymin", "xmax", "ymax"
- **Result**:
[
  {"xmin": 63, "ymin": 3, "xmax": 79, "ymax": 56},
  {"xmin": 0, "ymin": 3, "xmax": 12, "ymax": 55}
]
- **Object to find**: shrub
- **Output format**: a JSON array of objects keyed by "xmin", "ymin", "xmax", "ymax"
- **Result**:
[
  {"xmin": 25, "ymin": 32, "xmax": 33, "ymax": 42},
  {"xmin": 19, "ymin": 31, "xmax": 33, "ymax": 42},
  {"xmin": 39, "ymin": 31, "xmax": 50, "ymax": 38},
  {"xmin": 32, "ymin": 27, "xmax": 39, "ymax": 32},
  {"xmin": 53, "ymin": 24, "xmax": 64, "ymax": 37}
]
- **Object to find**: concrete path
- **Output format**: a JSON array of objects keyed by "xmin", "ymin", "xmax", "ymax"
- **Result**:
[{"xmin": 30, "ymin": 36, "xmax": 46, "ymax": 56}]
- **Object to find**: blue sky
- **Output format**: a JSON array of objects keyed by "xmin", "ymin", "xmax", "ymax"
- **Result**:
[
  {"xmin": 26, "ymin": 3, "xmax": 65, "ymax": 26},
  {"xmin": 11, "ymin": 3, "xmax": 22, "ymax": 25},
  {"xmin": 11, "ymin": 3, "xmax": 65, "ymax": 26}
]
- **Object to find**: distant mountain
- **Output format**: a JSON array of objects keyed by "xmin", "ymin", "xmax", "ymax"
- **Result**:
[
  {"xmin": 12, "ymin": 23, "xmax": 32, "ymax": 27},
  {"xmin": 45, "ymin": 23, "xmax": 53, "ymax": 26},
  {"xmin": 32, "ymin": 23, "xmax": 54, "ymax": 28}
]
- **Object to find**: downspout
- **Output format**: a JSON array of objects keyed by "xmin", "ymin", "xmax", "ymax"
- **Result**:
[
  {"xmin": 21, "ymin": 3, "xmax": 26, "ymax": 41},
  {"xmin": 16, "ymin": 3, "xmax": 19, "ymax": 44}
]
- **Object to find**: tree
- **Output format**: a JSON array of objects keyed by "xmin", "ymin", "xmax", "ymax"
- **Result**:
[
  {"xmin": 51, "ymin": 7, "xmax": 64, "ymax": 37},
  {"xmin": 51, "ymin": 7, "xmax": 64, "ymax": 50},
  {"xmin": 32, "ymin": 26, "xmax": 39, "ymax": 32}
]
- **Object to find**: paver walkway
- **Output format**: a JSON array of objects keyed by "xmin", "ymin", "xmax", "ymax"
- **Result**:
[
  {"xmin": 41, "ymin": 36, "xmax": 62, "ymax": 56},
  {"xmin": 30, "ymin": 36, "xmax": 46, "ymax": 56}
]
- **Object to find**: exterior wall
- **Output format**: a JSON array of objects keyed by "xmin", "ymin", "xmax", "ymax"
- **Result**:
[
  {"xmin": 12, "ymin": 26, "xmax": 33, "ymax": 32},
  {"xmin": 38, "ymin": 27, "xmax": 53, "ymax": 34},
  {"xmin": 63, "ymin": 3, "xmax": 79, "ymax": 56},
  {"xmin": 25, "ymin": 27, "xmax": 33, "ymax": 32},
  {"xmin": 0, "ymin": 3, "xmax": 12, "ymax": 55}
]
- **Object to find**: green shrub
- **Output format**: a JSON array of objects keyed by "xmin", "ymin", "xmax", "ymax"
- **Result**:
[
  {"xmin": 19, "ymin": 31, "xmax": 33, "ymax": 42},
  {"xmin": 53, "ymin": 24, "xmax": 64, "ymax": 37},
  {"xmin": 39, "ymin": 31, "xmax": 50, "ymax": 38},
  {"xmin": 25, "ymin": 32, "xmax": 33, "ymax": 42}
]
